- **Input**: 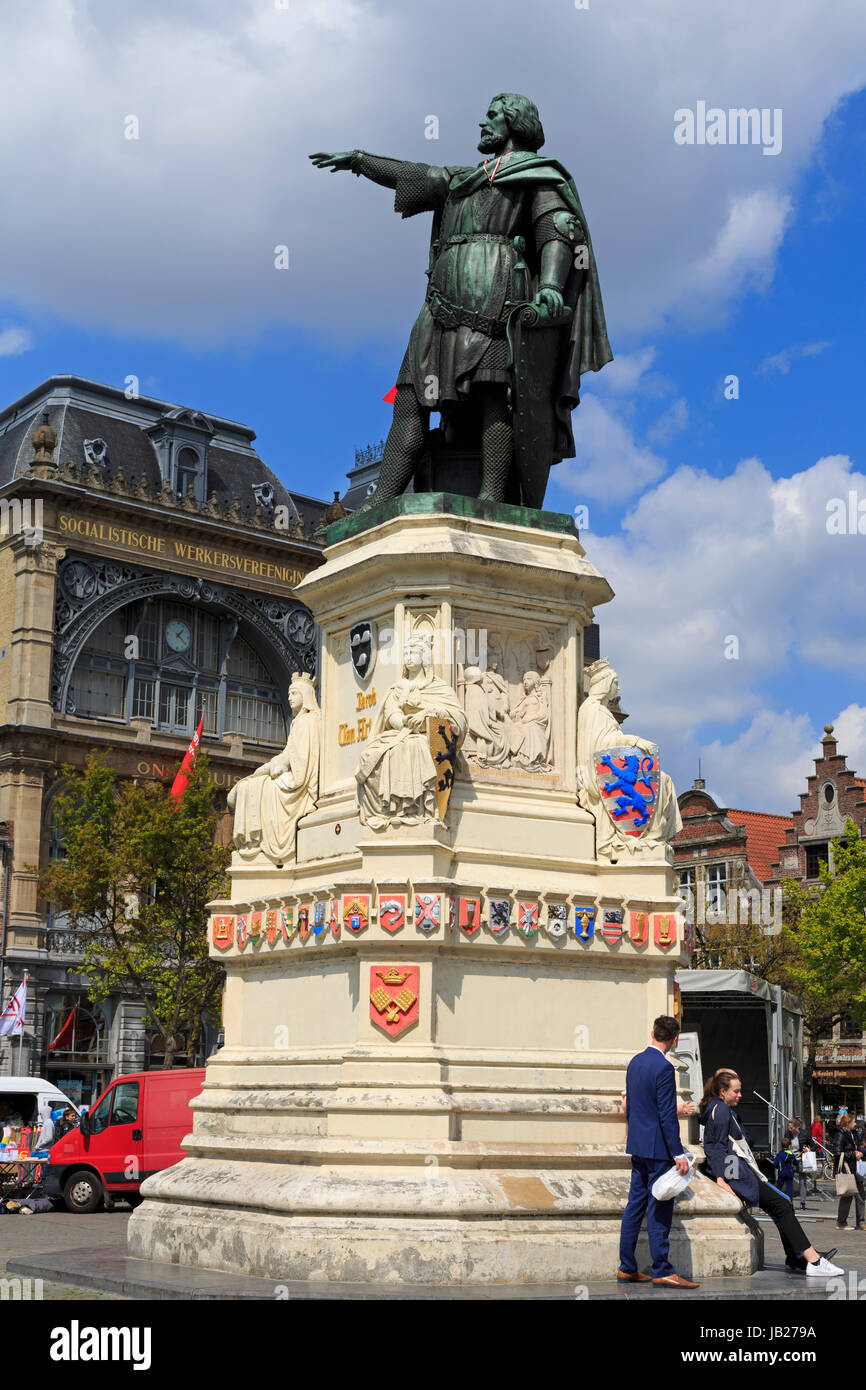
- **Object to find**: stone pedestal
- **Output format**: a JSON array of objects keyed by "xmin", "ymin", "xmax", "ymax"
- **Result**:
[{"xmin": 128, "ymin": 498, "xmax": 755, "ymax": 1283}]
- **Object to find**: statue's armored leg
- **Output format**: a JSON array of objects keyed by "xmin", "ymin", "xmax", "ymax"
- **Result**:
[
  {"xmin": 478, "ymin": 386, "xmax": 512, "ymax": 504},
  {"xmin": 362, "ymin": 385, "xmax": 428, "ymax": 510}
]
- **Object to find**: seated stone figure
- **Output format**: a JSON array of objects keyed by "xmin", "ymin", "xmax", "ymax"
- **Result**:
[
  {"xmin": 577, "ymin": 658, "xmax": 681, "ymax": 861},
  {"xmin": 356, "ymin": 632, "xmax": 467, "ymax": 830},
  {"xmin": 227, "ymin": 672, "xmax": 320, "ymax": 862}
]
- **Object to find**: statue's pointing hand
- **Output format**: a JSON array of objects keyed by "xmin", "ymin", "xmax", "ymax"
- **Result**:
[{"xmin": 309, "ymin": 151, "xmax": 355, "ymax": 173}]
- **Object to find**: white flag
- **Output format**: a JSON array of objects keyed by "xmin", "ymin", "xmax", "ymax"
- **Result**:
[{"xmin": 0, "ymin": 976, "xmax": 27, "ymax": 1036}]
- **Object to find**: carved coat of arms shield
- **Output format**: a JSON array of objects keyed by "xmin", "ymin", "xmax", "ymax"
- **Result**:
[
  {"xmin": 595, "ymin": 745, "xmax": 660, "ymax": 838},
  {"xmin": 349, "ymin": 621, "xmax": 376, "ymax": 682},
  {"xmin": 428, "ymin": 717, "xmax": 459, "ymax": 821}
]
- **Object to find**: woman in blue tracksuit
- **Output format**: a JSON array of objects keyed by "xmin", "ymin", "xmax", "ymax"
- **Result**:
[{"xmin": 700, "ymin": 1070, "xmax": 841, "ymax": 1277}]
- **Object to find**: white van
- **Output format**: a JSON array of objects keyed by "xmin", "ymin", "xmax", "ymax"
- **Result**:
[{"xmin": 0, "ymin": 1077, "xmax": 81, "ymax": 1130}]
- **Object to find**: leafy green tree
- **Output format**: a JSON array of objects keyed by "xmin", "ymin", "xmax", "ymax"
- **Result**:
[
  {"xmin": 782, "ymin": 817, "xmax": 866, "ymax": 1107},
  {"xmin": 38, "ymin": 753, "xmax": 230, "ymax": 1068}
]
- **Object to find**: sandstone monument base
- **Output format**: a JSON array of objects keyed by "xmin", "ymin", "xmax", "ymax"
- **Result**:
[{"xmin": 128, "ymin": 499, "xmax": 756, "ymax": 1283}]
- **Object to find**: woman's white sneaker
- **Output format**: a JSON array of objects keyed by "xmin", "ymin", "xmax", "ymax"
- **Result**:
[{"xmin": 806, "ymin": 1256, "xmax": 844, "ymax": 1277}]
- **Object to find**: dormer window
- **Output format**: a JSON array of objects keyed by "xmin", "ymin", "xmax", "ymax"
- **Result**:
[
  {"xmin": 175, "ymin": 446, "xmax": 200, "ymax": 500},
  {"xmin": 145, "ymin": 406, "xmax": 214, "ymax": 506}
]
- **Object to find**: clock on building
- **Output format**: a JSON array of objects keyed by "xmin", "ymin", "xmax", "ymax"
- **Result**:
[{"xmin": 165, "ymin": 618, "xmax": 192, "ymax": 653}]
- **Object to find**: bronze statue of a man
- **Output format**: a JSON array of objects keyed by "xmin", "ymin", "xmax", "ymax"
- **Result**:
[{"xmin": 311, "ymin": 93, "xmax": 612, "ymax": 510}]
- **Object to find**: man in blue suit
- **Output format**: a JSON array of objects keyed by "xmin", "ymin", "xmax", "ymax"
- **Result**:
[{"xmin": 618, "ymin": 1015, "xmax": 699, "ymax": 1288}]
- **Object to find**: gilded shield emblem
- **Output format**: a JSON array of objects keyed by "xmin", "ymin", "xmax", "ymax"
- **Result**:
[{"xmin": 428, "ymin": 717, "xmax": 459, "ymax": 821}]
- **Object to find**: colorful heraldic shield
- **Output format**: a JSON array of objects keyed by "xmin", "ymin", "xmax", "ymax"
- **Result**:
[
  {"xmin": 414, "ymin": 893, "xmax": 441, "ymax": 935},
  {"xmin": 236, "ymin": 914, "xmax": 249, "ymax": 949},
  {"xmin": 596, "ymin": 745, "xmax": 659, "ymax": 839},
  {"xmin": 297, "ymin": 906, "xmax": 310, "ymax": 942},
  {"xmin": 489, "ymin": 898, "xmax": 511, "ymax": 938},
  {"xmin": 459, "ymin": 897, "xmax": 481, "ymax": 938},
  {"xmin": 517, "ymin": 901, "xmax": 539, "ymax": 940},
  {"xmin": 212, "ymin": 915, "xmax": 234, "ymax": 952},
  {"xmin": 546, "ymin": 904, "xmax": 568, "ymax": 939},
  {"xmin": 429, "ymin": 717, "xmax": 459, "ymax": 821},
  {"xmin": 629, "ymin": 911, "xmax": 649, "ymax": 946},
  {"xmin": 343, "ymin": 894, "xmax": 370, "ymax": 935},
  {"xmin": 265, "ymin": 910, "xmax": 279, "ymax": 947},
  {"xmin": 601, "ymin": 909, "xmax": 624, "ymax": 944},
  {"xmin": 369, "ymin": 965, "xmax": 420, "ymax": 1040},
  {"xmin": 447, "ymin": 896, "xmax": 456, "ymax": 932},
  {"xmin": 653, "ymin": 912, "xmax": 677, "ymax": 950},
  {"xmin": 573, "ymin": 905, "xmax": 595, "ymax": 942},
  {"xmin": 249, "ymin": 912, "xmax": 263, "ymax": 946},
  {"xmin": 328, "ymin": 899, "xmax": 341, "ymax": 940},
  {"xmin": 379, "ymin": 894, "xmax": 406, "ymax": 935},
  {"xmin": 312, "ymin": 901, "xmax": 328, "ymax": 939},
  {"xmin": 279, "ymin": 907, "xmax": 295, "ymax": 943}
]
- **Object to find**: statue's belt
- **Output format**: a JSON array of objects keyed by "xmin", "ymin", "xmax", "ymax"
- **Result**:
[
  {"xmin": 436, "ymin": 233, "xmax": 515, "ymax": 247},
  {"xmin": 425, "ymin": 287, "xmax": 509, "ymax": 338}
]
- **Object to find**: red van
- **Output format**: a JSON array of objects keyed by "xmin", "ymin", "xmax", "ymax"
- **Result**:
[{"xmin": 43, "ymin": 1068, "xmax": 205, "ymax": 1213}]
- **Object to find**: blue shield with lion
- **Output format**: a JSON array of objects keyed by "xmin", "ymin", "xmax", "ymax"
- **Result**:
[{"xmin": 595, "ymin": 746, "xmax": 659, "ymax": 839}]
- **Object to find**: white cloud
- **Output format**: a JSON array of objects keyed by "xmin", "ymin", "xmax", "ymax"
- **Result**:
[
  {"xmin": 646, "ymin": 397, "xmax": 688, "ymax": 445},
  {"xmin": 558, "ymin": 396, "xmax": 668, "ymax": 504},
  {"xmin": 831, "ymin": 704, "xmax": 866, "ymax": 773},
  {"xmin": 0, "ymin": 326, "xmax": 33, "ymax": 356},
  {"xmin": 581, "ymin": 452, "xmax": 866, "ymax": 807},
  {"xmin": 700, "ymin": 711, "xmax": 821, "ymax": 813},
  {"xmin": 0, "ymin": 0, "xmax": 864, "ymax": 343},
  {"xmin": 759, "ymin": 340, "xmax": 833, "ymax": 375},
  {"xmin": 676, "ymin": 190, "xmax": 792, "ymax": 319}
]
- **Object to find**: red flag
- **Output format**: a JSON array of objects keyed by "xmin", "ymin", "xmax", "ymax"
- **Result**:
[
  {"xmin": 170, "ymin": 716, "xmax": 204, "ymax": 805},
  {"xmin": 47, "ymin": 1001, "xmax": 80, "ymax": 1052},
  {"xmin": 382, "ymin": 385, "xmax": 398, "ymax": 404}
]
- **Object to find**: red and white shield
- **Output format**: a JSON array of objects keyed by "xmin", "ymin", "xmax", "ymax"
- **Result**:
[
  {"xmin": 329, "ymin": 898, "xmax": 341, "ymax": 939},
  {"xmin": 379, "ymin": 894, "xmax": 406, "ymax": 934},
  {"xmin": 459, "ymin": 897, "xmax": 481, "ymax": 937},
  {"xmin": 369, "ymin": 965, "xmax": 420, "ymax": 1039}
]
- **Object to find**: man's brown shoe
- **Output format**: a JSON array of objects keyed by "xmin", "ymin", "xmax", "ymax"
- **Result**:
[
  {"xmin": 617, "ymin": 1269, "xmax": 652, "ymax": 1282},
  {"xmin": 652, "ymin": 1273, "xmax": 699, "ymax": 1288}
]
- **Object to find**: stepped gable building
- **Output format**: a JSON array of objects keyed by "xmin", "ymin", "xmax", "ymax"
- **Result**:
[
  {"xmin": 0, "ymin": 375, "xmax": 333, "ymax": 1098},
  {"xmin": 766, "ymin": 724, "xmax": 866, "ymax": 1119}
]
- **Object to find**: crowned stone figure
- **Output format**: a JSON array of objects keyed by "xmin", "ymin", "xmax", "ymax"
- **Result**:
[
  {"xmin": 356, "ymin": 633, "xmax": 467, "ymax": 830},
  {"xmin": 227, "ymin": 672, "xmax": 321, "ymax": 862},
  {"xmin": 577, "ymin": 659, "xmax": 681, "ymax": 861}
]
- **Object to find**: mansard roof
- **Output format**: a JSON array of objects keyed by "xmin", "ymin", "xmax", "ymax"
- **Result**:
[{"xmin": 0, "ymin": 375, "xmax": 319, "ymax": 524}]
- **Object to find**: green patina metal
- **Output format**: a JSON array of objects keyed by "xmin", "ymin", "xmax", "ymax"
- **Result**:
[{"xmin": 325, "ymin": 491, "xmax": 578, "ymax": 545}]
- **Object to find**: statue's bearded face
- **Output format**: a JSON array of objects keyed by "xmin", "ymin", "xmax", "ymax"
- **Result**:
[{"xmin": 478, "ymin": 101, "xmax": 510, "ymax": 154}]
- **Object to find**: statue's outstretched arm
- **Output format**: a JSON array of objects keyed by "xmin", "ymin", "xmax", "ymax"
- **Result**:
[{"xmin": 309, "ymin": 151, "xmax": 414, "ymax": 190}]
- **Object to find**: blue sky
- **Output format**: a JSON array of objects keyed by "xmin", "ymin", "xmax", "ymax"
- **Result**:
[{"xmin": 1, "ymin": 0, "xmax": 865, "ymax": 811}]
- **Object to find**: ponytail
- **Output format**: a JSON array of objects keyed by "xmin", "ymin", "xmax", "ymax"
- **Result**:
[{"xmin": 698, "ymin": 1069, "xmax": 739, "ymax": 1119}]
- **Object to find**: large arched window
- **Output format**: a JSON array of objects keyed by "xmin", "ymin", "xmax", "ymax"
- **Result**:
[{"xmin": 68, "ymin": 598, "xmax": 288, "ymax": 744}]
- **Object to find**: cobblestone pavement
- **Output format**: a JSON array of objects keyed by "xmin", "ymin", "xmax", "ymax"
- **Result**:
[{"xmin": 1, "ymin": 1209, "xmax": 131, "ymax": 1301}]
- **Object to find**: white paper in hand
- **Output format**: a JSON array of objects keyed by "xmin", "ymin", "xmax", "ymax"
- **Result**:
[{"xmin": 651, "ymin": 1153, "xmax": 696, "ymax": 1202}]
